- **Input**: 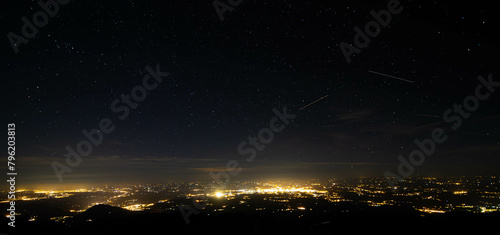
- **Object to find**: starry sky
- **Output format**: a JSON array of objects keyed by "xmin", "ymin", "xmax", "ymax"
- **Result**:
[{"xmin": 1, "ymin": 0, "xmax": 499, "ymax": 187}]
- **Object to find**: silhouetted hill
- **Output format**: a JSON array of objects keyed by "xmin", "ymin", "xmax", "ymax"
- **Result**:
[
  {"xmin": 2, "ymin": 204, "xmax": 500, "ymax": 235},
  {"xmin": 74, "ymin": 204, "xmax": 132, "ymax": 221}
]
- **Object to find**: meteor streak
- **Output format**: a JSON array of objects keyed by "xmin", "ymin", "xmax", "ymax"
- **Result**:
[
  {"xmin": 299, "ymin": 95, "xmax": 329, "ymax": 111},
  {"xmin": 368, "ymin": 70, "xmax": 414, "ymax": 83}
]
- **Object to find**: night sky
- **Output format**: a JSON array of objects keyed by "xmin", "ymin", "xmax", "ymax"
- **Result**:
[{"xmin": 1, "ymin": 0, "xmax": 499, "ymax": 188}]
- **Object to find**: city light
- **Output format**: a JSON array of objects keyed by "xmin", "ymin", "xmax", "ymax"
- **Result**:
[{"xmin": 2, "ymin": 177, "xmax": 499, "ymax": 225}]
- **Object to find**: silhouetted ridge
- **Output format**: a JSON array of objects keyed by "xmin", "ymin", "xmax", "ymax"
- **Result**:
[{"xmin": 75, "ymin": 204, "xmax": 131, "ymax": 220}]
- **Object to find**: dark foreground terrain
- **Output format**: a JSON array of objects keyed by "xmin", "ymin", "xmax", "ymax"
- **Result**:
[{"xmin": 2, "ymin": 203, "xmax": 499, "ymax": 234}]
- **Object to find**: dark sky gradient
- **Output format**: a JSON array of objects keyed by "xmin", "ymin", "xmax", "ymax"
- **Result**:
[{"xmin": 1, "ymin": 0, "xmax": 499, "ymax": 187}]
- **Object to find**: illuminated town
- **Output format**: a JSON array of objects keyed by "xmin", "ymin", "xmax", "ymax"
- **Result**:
[{"xmin": 2, "ymin": 176, "xmax": 499, "ymax": 225}]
